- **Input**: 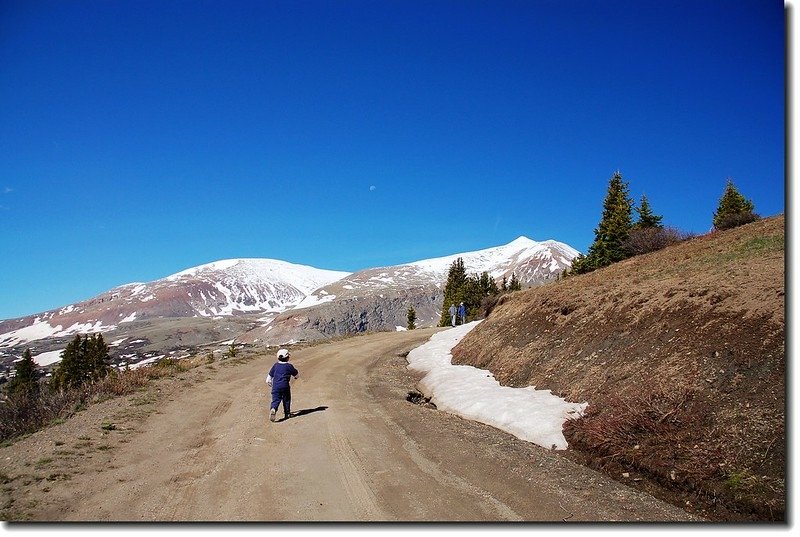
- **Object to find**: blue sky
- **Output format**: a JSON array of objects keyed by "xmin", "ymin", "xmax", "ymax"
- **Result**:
[{"xmin": 0, "ymin": 0, "xmax": 786, "ymax": 320}]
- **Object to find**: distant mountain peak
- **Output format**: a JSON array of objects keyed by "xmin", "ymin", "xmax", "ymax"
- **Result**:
[{"xmin": 0, "ymin": 237, "xmax": 579, "ymax": 351}]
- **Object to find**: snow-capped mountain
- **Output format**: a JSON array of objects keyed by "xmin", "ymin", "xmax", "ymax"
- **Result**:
[
  {"xmin": 0, "ymin": 236, "xmax": 578, "ymax": 353},
  {"xmin": 295, "ymin": 236, "xmax": 578, "ymax": 308},
  {"xmin": 244, "ymin": 236, "xmax": 579, "ymax": 345},
  {"xmin": 0, "ymin": 259, "xmax": 350, "ymax": 349}
]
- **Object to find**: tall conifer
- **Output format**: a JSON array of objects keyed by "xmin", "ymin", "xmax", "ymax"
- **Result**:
[
  {"xmin": 439, "ymin": 258, "xmax": 467, "ymax": 326},
  {"xmin": 573, "ymin": 171, "xmax": 634, "ymax": 273}
]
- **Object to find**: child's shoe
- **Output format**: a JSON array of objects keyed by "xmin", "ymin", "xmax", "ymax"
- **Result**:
[{"xmin": 269, "ymin": 408, "xmax": 277, "ymax": 422}]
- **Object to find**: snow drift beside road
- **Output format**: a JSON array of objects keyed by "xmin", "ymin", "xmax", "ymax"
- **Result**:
[{"xmin": 407, "ymin": 321, "xmax": 588, "ymax": 450}]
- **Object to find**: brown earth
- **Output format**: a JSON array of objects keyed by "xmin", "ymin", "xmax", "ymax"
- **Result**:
[
  {"xmin": 451, "ymin": 215, "xmax": 786, "ymax": 521},
  {"xmin": 0, "ymin": 329, "xmax": 695, "ymax": 522}
]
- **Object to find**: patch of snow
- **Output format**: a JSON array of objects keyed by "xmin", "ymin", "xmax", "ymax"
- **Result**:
[
  {"xmin": 407, "ymin": 321, "xmax": 588, "ymax": 450},
  {"xmin": 296, "ymin": 293, "xmax": 337, "ymax": 309},
  {"xmin": 0, "ymin": 319, "xmax": 63, "ymax": 348},
  {"xmin": 119, "ymin": 312, "xmax": 137, "ymax": 323},
  {"xmin": 32, "ymin": 349, "xmax": 64, "ymax": 366},
  {"xmin": 53, "ymin": 320, "xmax": 116, "ymax": 338},
  {"xmin": 128, "ymin": 356, "xmax": 164, "ymax": 370}
]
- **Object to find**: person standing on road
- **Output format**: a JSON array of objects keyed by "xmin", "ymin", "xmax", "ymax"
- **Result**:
[
  {"xmin": 266, "ymin": 348, "xmax": 299, "ymax": 422},
  {"xmin": 448, "ymin": 303, "xmax": 458, "ymax": 326},
  {"xmin": 458, "ymin": 302, "xmax": 467, "ymax": 325}
]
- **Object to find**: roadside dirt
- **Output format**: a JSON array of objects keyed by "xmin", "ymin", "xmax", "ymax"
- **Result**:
[{"xmin": 1, "ymin": 329, "xmax": 695, "ymax": 522}]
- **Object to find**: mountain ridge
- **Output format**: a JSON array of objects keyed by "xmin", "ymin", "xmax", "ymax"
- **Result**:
[{"xmin": 0, "ymin": 235, "xmax": 579, "ymax": 366}]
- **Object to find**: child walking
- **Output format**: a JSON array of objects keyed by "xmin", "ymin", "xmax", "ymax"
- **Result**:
[{"xmin": 266, "ymin": 348, "xmax": 299, "ymax": 422}]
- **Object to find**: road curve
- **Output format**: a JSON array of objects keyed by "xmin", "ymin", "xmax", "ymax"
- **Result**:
[{"xmin": 33, "ymin": 328, "xmax": 694, "ymax": 522}]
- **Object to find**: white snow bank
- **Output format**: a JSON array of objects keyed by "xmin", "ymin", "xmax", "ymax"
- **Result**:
[{"xmin": 407, "ymin": 321, "xmax": 588, "ymax": 450}]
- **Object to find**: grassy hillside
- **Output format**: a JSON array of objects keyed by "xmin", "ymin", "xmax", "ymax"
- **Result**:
[{"xmin": 451, "ymin": 215, "xmax": 785, "ymax": 521}]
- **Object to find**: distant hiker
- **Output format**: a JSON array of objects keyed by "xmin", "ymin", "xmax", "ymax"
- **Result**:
[
  {"xmin": 448, "ymin": 303, "xmax": 458, "ymax": 326},
  {"xmin": 266, "ymin": 348, "xmax": 299, "ymax": 422},
  {"xmin": 458, "ymin": 302, "xmax": 466, "ymax": 325}
]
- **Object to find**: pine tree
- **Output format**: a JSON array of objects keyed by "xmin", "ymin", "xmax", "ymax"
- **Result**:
[
  {"xmin": 508, "ymin": 273, "xmax": 522, "ymax": 291},
  {"xmin": 478, "ymin": 271, "xmax": 499, "ymax": 296},
  {"xmin": 406, "ymin": 306, "xmax": 416, "ymax": 330},
  {"xmin": 575, "ymin": 171, "xmax": 634, "ymax": 273},
  {"xmin": 633, "ymin": 194, "xmax": 663, "ymax": 229},
  {"xmin": 86, "ymin": 333, "xmax": 110, "ymax": 382},
  {"xmin": 439, "ymin": 258, "xmax": 468, "ymax": 326},
  {"xmin": 713, "ymin": 178, "xmax": 758, "ymax": 230},
  {"xmin": 51, "ymin": 333, "xmax": 111, "ymax": 391},
  {"xmin": 51, "ymin": 335, "xmax": 81, "ymax": 391},
  {"xmin": 6, "ymin": 349, "xmax": 39, "ymax": 397}
]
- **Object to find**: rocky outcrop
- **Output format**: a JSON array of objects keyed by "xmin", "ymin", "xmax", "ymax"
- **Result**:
[{"xmin": 241, "ymin": 285, "xmax": 442, "ymax": 345}]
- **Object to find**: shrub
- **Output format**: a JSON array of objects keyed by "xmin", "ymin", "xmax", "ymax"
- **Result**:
[
  {"xmin": 624, "ymin": 226, "xmax": 693, "ymax": 256},
  {"xmin": 714, "ymin": 211, "xmax": 761, "ymax": 231}
]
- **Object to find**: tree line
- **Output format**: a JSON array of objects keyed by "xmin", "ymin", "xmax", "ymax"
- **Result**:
[{"xmin": 3, "ymin": 333, "xmax": 110, "ymax": 400}]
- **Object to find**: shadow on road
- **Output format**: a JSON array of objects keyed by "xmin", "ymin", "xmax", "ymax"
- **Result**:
[{"xmin": 283, "ymin": 406, "xmax": 328, "ymax": 421}]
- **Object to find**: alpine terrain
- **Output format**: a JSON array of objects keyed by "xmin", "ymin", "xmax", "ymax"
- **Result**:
[{"xmin": 0, "ymin": 236, "xmax": 577, "ymax": 375}]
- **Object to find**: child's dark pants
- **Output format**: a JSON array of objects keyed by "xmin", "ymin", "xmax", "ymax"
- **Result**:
[{"xmin": 271, "ymin": 387, "xmax": 291, "ymax": 417}]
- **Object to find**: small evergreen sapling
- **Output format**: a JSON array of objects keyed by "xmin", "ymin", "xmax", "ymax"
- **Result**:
[{"xmin": 6, "ymin": 349, "xmax": 39, "ymax": 397}]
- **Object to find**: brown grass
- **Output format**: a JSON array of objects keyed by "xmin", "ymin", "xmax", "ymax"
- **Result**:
[
  {"xmin": 452, "ymin": 215, "xmax": 785, "ymax": 521},
  {"xmin": 0, "ymin": 356, "xmax": 204, "ymax": 443}
]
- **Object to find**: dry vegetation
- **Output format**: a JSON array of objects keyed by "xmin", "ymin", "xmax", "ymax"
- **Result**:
[{"xmin": 451, "ymin": 215, "xmax": 785, "ymax": 521}]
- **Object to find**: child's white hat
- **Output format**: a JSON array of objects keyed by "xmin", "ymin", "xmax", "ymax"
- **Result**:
[{"xmin": 277, "ymin": 349, "xmax": 290, "ymax": 360}]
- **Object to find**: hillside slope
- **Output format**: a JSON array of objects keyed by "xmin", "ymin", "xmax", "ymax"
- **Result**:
[{"xmin": 451, "ymin": 215, "xmax": 785, "ymax": 521}]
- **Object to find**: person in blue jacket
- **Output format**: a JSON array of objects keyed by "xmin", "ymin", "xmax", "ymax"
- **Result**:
[
  {"xmin": 458, "ymin": 302, "xmax": 467, "ymax": 325},
  {"xmin": 266, "ymin": 348, "xmax": 299, "ymax": 422}
]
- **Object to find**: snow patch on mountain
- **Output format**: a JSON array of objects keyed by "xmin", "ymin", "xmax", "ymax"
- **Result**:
[{"xmin": 0, "ymin": 317, "xmax": 118, "ymax": 348}]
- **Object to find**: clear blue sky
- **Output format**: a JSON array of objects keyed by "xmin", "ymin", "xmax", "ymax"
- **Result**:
[{"xmin": 0, "ymin": 0, "xmax": 786, "ymax": 320}]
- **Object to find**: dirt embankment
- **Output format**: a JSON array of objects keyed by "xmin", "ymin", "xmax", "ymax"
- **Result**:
[{"xmin": 451, "ymin": 215, "xmax": 785, "ymax": 521}]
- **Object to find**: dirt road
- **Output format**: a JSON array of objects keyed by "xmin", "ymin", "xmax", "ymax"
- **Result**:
[{"xmin": 2, "ymin": 328, "xmax": 696, "ymax": 522}]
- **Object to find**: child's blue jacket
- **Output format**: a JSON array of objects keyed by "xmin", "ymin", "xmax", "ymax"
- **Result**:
[{"xmin": 267, "ymin": 362, "xmax": 298, "ymax": 390}]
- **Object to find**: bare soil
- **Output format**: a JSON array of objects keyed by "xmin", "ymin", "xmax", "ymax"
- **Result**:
[
  {"xmin": 452, "ymin": 215, "xmax": 786, "ymax": 521},
  {"xmin": 1, "ymin": 329, "xmax": 695, "ymax": 522}
]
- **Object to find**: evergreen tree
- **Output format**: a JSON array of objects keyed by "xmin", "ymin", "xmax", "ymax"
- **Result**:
[
  {"xmin": 439, "ymin": 258, "xmax": 468, "ymax": 326},
  {"xmin": 633, "ymin": 194, "xmax": 663, "ymax": 229},
  {"xmin": 86, "ymin": 333, "xmax": 110, "ymax": 382},
  {"xmin": 51, "ymin": 335, "xmax": 82, "ymax": 391},
  {"xmin": 51, "ymin": 333, "xmax": 110, "ymax": 391},
  {"xmin": 575, "ymin": 171, "xmax": 634, "ymax": 273},
  {"xmin": 508, "ymin": 273, "xmax": 522, "ymax": 291},
  {"xmin": 713, "ymin": 178, "xmax": 758, "ymax": 230},
  {"xmin": 501, "ymin": 275, "xmax": 508, "ymax": 292},
  {"xmin": 406, "ymin": 306, "xmax": 416, "ymax": 330},
  {"xmin": 478, "ymin": 271, "xmax": 499, "ymax": 296},
  {"xmin": 6, "ymin": 349, "xmax": 39, "ymax": 397}
]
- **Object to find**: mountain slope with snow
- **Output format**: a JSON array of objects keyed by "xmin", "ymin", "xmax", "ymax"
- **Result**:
[
  {"xmin": 296, "ymin": 236, "xmax": 578, "ymax": 308},
  {"xmin": 0, "ymin": 236, "xmax": 579, "ymax": 353},
  {"xmin": 249, "ymin": 236, "xmax": 580, "ymax": 345},
  {"xmin": 0, "ymin": 259, "xmax": 350, "ymax": 349}
]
